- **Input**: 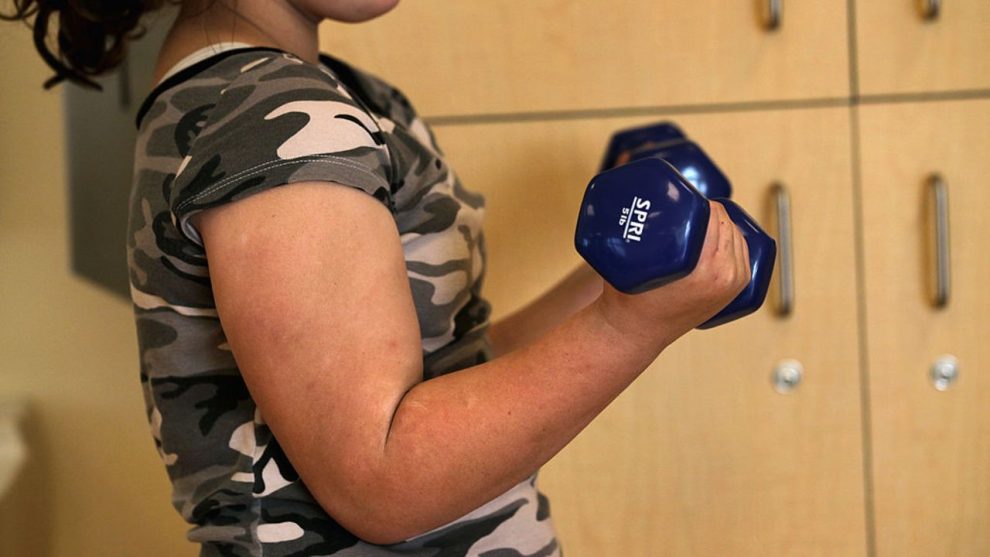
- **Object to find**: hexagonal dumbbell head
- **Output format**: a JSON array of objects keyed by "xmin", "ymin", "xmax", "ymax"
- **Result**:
[
  {"xmin": 622, "ymin": 140, "xmax": 733, "ymax": 199},
  {"xmin": 575, "ymin": 157, "xmax": 711, "ymax": 294},
  {"xmin": 601, "ymin": 122, "xmax": 732, "ymax": 199},
  {"xmin": 600, "ymin": 121, "xmax": 686, "ymax": 171}
]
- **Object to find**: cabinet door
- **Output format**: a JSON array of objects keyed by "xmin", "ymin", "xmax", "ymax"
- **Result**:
[
  {"xmin": 433, "ymin": 107, "xmax": 866, "ymax": 556},
  {"xmin": 321, "ymin": 2, "xmax": 848, "ymax": 117},
  {"xmin": 860, "ymin": 100, "xmax": 990, "ymax": 556},
  {"xmin": 856, "ymin": 0, "xmax": 990, "ymax": 95}
]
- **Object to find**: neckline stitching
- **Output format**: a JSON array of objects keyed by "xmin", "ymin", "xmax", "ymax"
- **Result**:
[{"xmin": 155, "ymin": 41, "xmax": 257, "ymax": 85}]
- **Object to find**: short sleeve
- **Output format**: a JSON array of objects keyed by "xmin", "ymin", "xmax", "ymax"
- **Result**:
[{"xmin": 168, "ymin": 53, "xmax": 395, "ymax": 246}]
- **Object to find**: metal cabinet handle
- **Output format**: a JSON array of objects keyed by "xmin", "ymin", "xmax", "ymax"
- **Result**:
[
  {"xmin": 765, "ymin": 0, "xmax": 782, "ymax": 30},
  {"xmin": 921, "ymin": 0, "xmax": 941, "ymax": 20},
  {"xmin": 771, "ymin": 182, "xmax": 794, "ymax": 316},
  {"xmin": 929, "ymin": 174, "xmax": 951, "ymax": 308}
]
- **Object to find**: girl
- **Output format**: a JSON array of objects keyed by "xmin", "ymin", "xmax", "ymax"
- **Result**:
[{"xmin": 2, "ymin": 1, "xmax": 749, "ymax": 555}]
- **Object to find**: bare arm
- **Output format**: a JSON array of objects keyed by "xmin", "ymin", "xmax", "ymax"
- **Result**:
[
  {"xmin": 487, "ymin": 263, "xmax": 603, "ymax": 357},
  {"xmin": 195, "ymin": 182, "xmax": 748, "ymax": 544}
]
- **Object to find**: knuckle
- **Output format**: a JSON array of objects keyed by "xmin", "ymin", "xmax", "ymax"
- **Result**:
[{"xmin": 718, "ymin": 266, "xmax": 737, "ymax": 290}]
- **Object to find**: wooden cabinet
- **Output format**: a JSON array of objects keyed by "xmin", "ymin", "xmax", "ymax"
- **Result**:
[
  {"xmin": 321, "ymin": 1, "xmax": 849, "ymax": 117},
  {"xmin": 434, "ymin": 107, "xmax": 867, "ymax": 556},
  {"xmin": 856, "ymin": 0, "xmax": 990, "ymax": 95},
  {"xmin": 859, "ymin": 100, "xmax": 990, "ymax": 556}
]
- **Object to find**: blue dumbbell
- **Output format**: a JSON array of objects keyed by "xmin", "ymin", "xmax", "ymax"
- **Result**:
[
  {"xmin": 598, "ymin": 122, "xmax": 769, "ymax": 325},
  {"xmin": 601, "ymin": 122, "xmax": 732, "ymax": 199},
  {"xmin": 575, "ymin": 157, "xmax": 776, "ymax": 328}
]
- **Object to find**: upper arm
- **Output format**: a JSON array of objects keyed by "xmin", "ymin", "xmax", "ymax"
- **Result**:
[{"xmin": 193, "ymin": 181, "xmax": 423, "ymax": 526}]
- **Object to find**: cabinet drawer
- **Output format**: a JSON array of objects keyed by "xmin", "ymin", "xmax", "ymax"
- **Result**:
[
  {"xmin": 321, "ymin": 1, "xmax": 849, "ymax": 117},
  {"xmin": 860, "ymin": 99, "xmax": 990, "ymax": 557},
  {"xmin": 856, "ymin": 0, "xmax": 990, "ymax": 95}
]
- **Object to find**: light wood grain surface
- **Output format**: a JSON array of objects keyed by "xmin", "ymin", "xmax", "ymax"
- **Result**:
[
  {"xmin": 856, "ymin": 0, "xmax": 990, "ymax": 95},
  {"xmin": 321, "ymin": 1, "xmax": 849, "ymax": 117}
]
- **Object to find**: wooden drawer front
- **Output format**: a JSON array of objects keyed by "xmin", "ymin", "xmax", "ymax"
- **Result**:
[
  {"xmin": 860, "ymin": 100, "xmax": 990, "ymax": 557},
  {"xmin": 857, "ymin": 0, "xmax": 990, "ymax": 95},
  {"xmin": 322, "ymin": 2, "xmax": 849, "ymax": 117}
]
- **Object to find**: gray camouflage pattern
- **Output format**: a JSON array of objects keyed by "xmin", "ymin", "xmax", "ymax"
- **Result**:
[{"xmin": 127, "ymin": 48, "xmax": 560, "ymax": 556}]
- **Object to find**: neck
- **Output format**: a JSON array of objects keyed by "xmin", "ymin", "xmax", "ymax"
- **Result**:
[{"xmin": 174, "ymin": 0, "xmax": 321, "ymax": 64}]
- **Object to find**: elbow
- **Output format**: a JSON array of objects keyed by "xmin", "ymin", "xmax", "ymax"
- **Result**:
[
  {"xmin": 349, "ymin": 523, "xmax": 418, "ymax": 547},
  {"xmin": 308, "ymin": 471, "xmax": 437, "ymax": 546},
  {"xmin": 341, "ymin": 508, "xmax": 421, "ymax": 547}
]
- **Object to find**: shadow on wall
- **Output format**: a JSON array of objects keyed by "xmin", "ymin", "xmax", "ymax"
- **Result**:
[
  {"xmin": 0, "ymin": 405, "xmax": 54, "ymax": 557},
  {"xmin": 66, "ymin": 6, "xmax": 177, "ymax": 299}
]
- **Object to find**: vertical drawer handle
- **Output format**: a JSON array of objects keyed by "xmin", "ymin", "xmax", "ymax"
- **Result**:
[
  {"xmin": 929, "ymin": 174, "xmax": 951, "ymax": 308},
  {"xmin": 765, "ymin": 0, "xmax": 782, "ymax": 30},
  {"xmin": 921, "ymin": 0, "xmax": 941, "ymax": 20},
  {"xmin": 771, "ymin": 182, "xmax": 794, "ymax": 316}
]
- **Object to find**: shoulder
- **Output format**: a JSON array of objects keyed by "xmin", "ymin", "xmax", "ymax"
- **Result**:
[
  {"xmin": 136, "ymin": 48, "xmax": 368, "ymax": 131},
  {"xmin": 137, "ymin": 48, "xmax": 399, "ymax": 245}
]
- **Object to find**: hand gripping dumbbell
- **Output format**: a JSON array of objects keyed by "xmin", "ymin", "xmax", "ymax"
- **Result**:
[
  {"xmin": 594, "ymin": 121, "xmax": 771, "ymax": 326},
  {"xmin": 600, "ymin": 121, "xmax": 732, "ymax": 199},
  {"xmin": 574, "ymin": 157, "xmax": 776, "ymax": 329}
]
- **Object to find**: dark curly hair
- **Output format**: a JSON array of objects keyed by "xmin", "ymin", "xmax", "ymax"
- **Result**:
[{"xmin": 0, "ymin": 0, "xmax": 182, "ymax": 90}]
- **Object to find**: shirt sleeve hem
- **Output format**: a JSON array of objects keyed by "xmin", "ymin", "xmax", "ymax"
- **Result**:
[{"xmin": 172, "ymin": 155, "xmax": 395, "ymax": 247}]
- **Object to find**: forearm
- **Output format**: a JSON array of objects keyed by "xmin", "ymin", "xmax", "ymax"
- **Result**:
[
  {"xmin": 333, "ymin": 297, "xmax": 678, "ymax": 544},
  {"xmin": 488, "ymin": 262, "xmax": 603, "ymax": 356}
]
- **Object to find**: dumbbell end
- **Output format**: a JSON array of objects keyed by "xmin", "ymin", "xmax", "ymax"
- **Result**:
[
  {"xmin": 601, "ymin": 121, "xmax": 686, "ymax": 171},
  {"xmin": 630, "ymin": 143, "xmax": 733, "ymax": 199},
  {"xmin": 575, "ymin": 158, "xmax": 711, "ymax": 294}
]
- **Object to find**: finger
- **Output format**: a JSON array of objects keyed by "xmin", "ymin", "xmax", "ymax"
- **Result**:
[
  {"xmin": 738, "ymin": 227, "xmax": 752, "ymax": 283},
  {"xmin": 713, "ymin": 204, "xmax": 734, "ymax": 255},
  {"xmin": 732, "ymin": 224, "xmax": 749, "ymax": 286},
  {"xmin": 700, "ymin": 201, "xmax": 723, "ymax": 258}
]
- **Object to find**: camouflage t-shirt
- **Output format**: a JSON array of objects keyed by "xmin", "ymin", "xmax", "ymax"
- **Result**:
[{"xmin": 127, "ymin": 46, "xmax": 560, "ymax": 557}]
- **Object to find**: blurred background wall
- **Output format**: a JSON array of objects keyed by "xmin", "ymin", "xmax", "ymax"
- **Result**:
[{"xmin": 0, "ymin": 18, "xmax": 194, "ymax": 557}]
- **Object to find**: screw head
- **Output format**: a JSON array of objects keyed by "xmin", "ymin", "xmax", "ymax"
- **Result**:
[
  {"xmin": 931, "ymin": 355, "xmax": 959, "ymax": 391},
  {"xmin": 772, "ymin": 359, "xmax": 804, "ymax": 394}
]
